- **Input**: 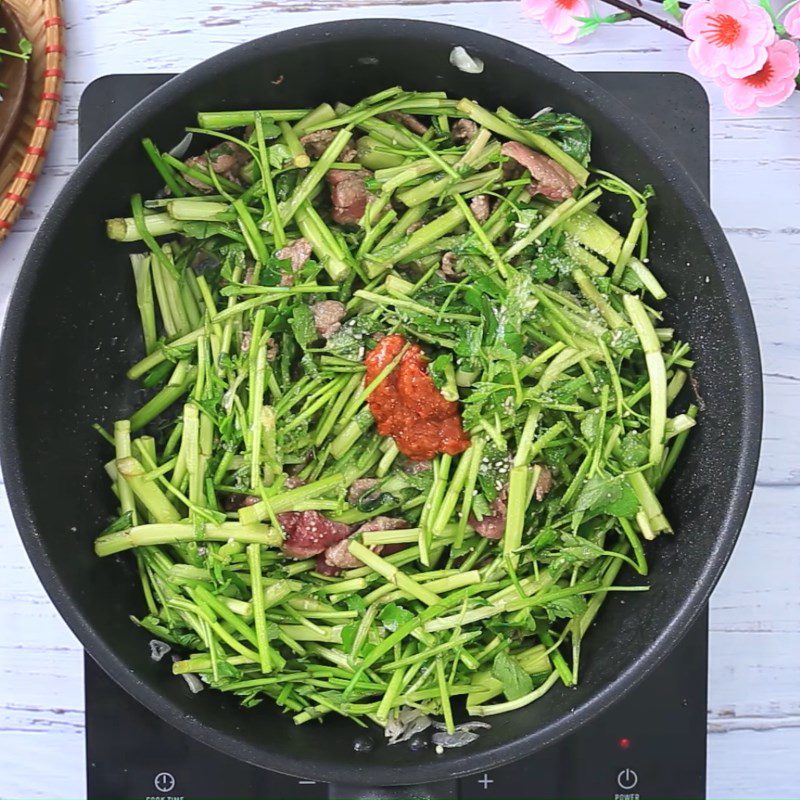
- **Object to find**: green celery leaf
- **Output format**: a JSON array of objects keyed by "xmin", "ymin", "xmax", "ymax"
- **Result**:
[
  {"xmin": 544, "ymin": 593, "xmax": 588, "ymax": 621},
  {"xmin": 477, "ymin": 438, "xmax": 510, "ymax": 503},
  {"xmin": 471, "ymin": 493, "xmax": 491, "ymax": 520},
  {"xmin": 575, "ymin": 474, "xmax": 639, "ymax": 518},
  {"xmin": 340, "ymin": 622, "xmax": 360, "ymax": 652},
  {"xmin": 618, "ymin": 431, "xmax": 649, "ymax": 468},
  {"xmin": 512, "ymin": 111, "xmax": 592, "ymax": 167},
  {"xmin": 268, "ymin": 143, "xmax": 292, "ymax": 169},
  {"xmin": 606, "ymin": 326, "xmax": 639, "ymax": 353},
  {"xmin": 290, "ymin": 304, "xmax": 318, "ymax": 350},
  {"xmin": 379, "ymin": 602, "xmax": 414, "ymax": 632},
  {"xmin": 326, "ymin": 317, "xmax": 380, "ymax": 360},
  {"xmin": 429, "ymin": 353, "xmax": 452, "ymax": 391},
  {"xmin": 580, "ymin": 408, "xmax": 603, "ymax": 443},
  {"xmin": 346, "ymin": 594, "xmax": 366, "ymax": 613},
  {"xmin": 531, "ymin": 244, "xmax": 580, "ymax": 281},
  {"xmin": 558, "ymin": 532, "xmax": 606, "ymax": 564},
  {"xmin": 492, "ymin": 651, "xmax": 533, "ymax": 701}
]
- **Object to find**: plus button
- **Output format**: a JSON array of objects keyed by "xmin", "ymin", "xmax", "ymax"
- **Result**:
[{"xmin": 478, "ymin": 773, "xmax": 494, "ymax": 789}]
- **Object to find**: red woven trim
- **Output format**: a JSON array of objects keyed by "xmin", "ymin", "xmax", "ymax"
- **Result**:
[
  {"xmin": 35, "ymin": 118, "xmax": 57, "ymax": 130},
  {"xmin": 45, "ymin": 44, "xmax": 67, "ymax": 54},
  {"xmin": 41, "ymin": 91, "xmax": 62, "ymax": 102},
  {"xmin": 4, "ymin": 193, "xmax": 25, "ymax": 205},
  {"xmin": 43, "ymin": 68, "xmax": 65, "ymax": 79},
  {"xmin": 15, "ymin": 171, "xmax": 37, "ymax": 182},
  {"xmin": 43, "ymin": 16, "xmax": 65, "ymax": 28},
  {"xmin": 26, "ymin": 146, "xmax": 46, "ymax": 156},
  {"xmin": 0, "ymin": 219, "xmax": 12, "ymax": 230}
]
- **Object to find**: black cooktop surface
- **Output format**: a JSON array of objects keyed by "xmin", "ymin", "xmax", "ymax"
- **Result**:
[{"xmin": 81, "ymin": 71, "xmax": 710, "ymax": 800}]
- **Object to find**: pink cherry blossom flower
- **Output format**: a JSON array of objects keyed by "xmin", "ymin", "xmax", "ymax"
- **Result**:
[
  {"xmin": 784, "ymin": 4, "xmax": 800, "ymax": 38},
  {"xmin": 521, "ymin": 0, "xmax": 591, "ymax": 44},
  {"xmin": 683, "ymin": 0, "xmax": 776, "ymax": 79},
  {"xmin": 715, "ymin": 39, "xmax": 800, "ymax": 114}
]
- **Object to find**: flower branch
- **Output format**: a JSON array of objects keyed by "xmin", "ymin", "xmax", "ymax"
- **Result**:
[
  {"xmin": 597, "ymin": 0, "xmax": 689, "ymax": 37},
  {"xmin": 521, "ymin": 0, "xmax": 800, "ymax": 115}
]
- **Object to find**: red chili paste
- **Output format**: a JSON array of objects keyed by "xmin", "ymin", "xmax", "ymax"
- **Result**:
[{"xmin": 363, "ymin": 334, "xmax": 470, "ymax": 461}]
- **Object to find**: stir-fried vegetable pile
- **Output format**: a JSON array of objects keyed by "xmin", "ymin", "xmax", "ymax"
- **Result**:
[{"xmin": 95, "ymin": 87, "xmax": 697, "ymax": 740}]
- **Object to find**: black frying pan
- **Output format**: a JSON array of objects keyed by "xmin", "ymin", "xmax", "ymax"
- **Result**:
[{"xmin": 0, "ymin": 19, "xmax": 762, "ymax": 797}]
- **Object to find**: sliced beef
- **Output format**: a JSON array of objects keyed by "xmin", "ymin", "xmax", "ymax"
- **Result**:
[
  {"xmin": 276, "ymin": 238, "xmax": 313, "ymax": 286},
  {"xmin": 320, "ymin": 538, "xmax": 362, "ymax": 571},
  {"xmin": 535, "ymin": 465, "xmax": 554, "ymax": 501},
  {"xmin": 220, "ymin": 493, "xmax": 260, "ymax": 512},
  {"xmin": 322, "ymin": 516, "xmax": 408, "ymax": 571},
  {"xmin": 383, "ymin": 111, "xmax": 428, "ymax": 135},
  {"xmin": 347, "ymin": 478, "xmax": 380, "ymax": 504},
  {"xmin": 403, "ymin": 459, "xmax": 432, "ymax": 475},
  {"xmin": 243, "ymin": 330, "xmax": 277, "ymax": 359},
  {"xmin": 469, "ymin": 487, "xmax": 508, "ymax": 540},
  {"xmin": 312, "ymin": 300, "xmax": 347, "ymax": 339},
  {"xmin": 502, "ymin": 158, "xmax": 524, "ymax": 182},
  {"xmin": 184, "ymin": 155, "xmax": 214, "ymax": 192},
  {"xmin": 300, "ymin": 130, "xmax": 357, "ymax": 162},
  {"xmin": 208, "ymin": 141, "xmax": 250, "ymax": 175},
  {"xmin": 438, "ymin": 251, "xmax": 459, "ymax": 281},
  {"xmin": 300, "ymin": 129, "xmax": 337, "ymax": 159},
  {"xmin": 500, "ymin": 142, "xmax": 578, "ymax": 202},
  {"xmin": 184, "ymin": 143, "xmax": 249, "ymax": 192},
  {"xmin": 327, "ymin": 169, "xmax": 371, "ymax": 226},
  {"xmin": 314, "ymin": 554, "xmax": 342, "ymax": 576},
  {"xmin": 470, "ymin": 194, "xmax": 491, "ymax": 223},
  {"xmin": 451, "ymin": 118, "xmax": 479, "ymax": 144},
  {"xmin": 191, "ymin": 249, "xmax": 220, "ymax": 274},
  {"xmin": 240, "ymin": 330, "xmax": 252, "ymax": 353},
  {"xmin": 278, "ymin": 510, "xmax": 352, "ymax": 560},
  {"xmin": 356, "ymin": 516, "xmax": 407, "ymax": 534}
]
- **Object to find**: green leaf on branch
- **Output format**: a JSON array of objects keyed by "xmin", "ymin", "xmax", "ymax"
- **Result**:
[
  {"xmin": 575, "ymin": 11, "xmax": 631, "ymax": 39},
  {"xmin": 662, "ymin": 0, "xmax": 683, "ymax": 22}
]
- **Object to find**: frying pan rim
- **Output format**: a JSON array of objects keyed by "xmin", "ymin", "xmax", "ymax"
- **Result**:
[{"xmin": 0, "ymin": 18, "xmax": 762, "ymax": 787}]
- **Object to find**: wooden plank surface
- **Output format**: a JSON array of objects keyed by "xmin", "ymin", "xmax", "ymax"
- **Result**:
[{"xmin": 0, "ymin": 1, "xmax": 798, "ymax": 798}]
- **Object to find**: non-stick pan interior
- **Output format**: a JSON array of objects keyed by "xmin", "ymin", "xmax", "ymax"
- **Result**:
[{"xmin": 1, "ymin": 20, "xmax": 760, "ymax": 786}]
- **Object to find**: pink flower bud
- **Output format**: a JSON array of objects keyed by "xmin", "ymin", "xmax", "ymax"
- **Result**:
[{"xmin": 521, "ymin": 0, "xmax": 591, "ymax": 44}]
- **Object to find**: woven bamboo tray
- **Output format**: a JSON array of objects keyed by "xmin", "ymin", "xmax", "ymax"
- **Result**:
[{"xmin": 0, "ymin": 0, "xmax": 65, "ymax": 242}]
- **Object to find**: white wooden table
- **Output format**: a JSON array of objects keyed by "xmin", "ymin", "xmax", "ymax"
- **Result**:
[{"xmin": 1, "ymin": 1, "xmax": 798, "ymax": 797}]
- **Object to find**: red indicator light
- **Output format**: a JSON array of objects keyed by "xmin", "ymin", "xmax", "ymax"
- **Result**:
[{"xmin": 618, "ymin": 737, "xmax": 631, "ymax": 750}]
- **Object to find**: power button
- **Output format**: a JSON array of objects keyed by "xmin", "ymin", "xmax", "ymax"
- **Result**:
[{"xmin": 617, "ymin": 768, "xmax": 639, "ymax": 790}]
